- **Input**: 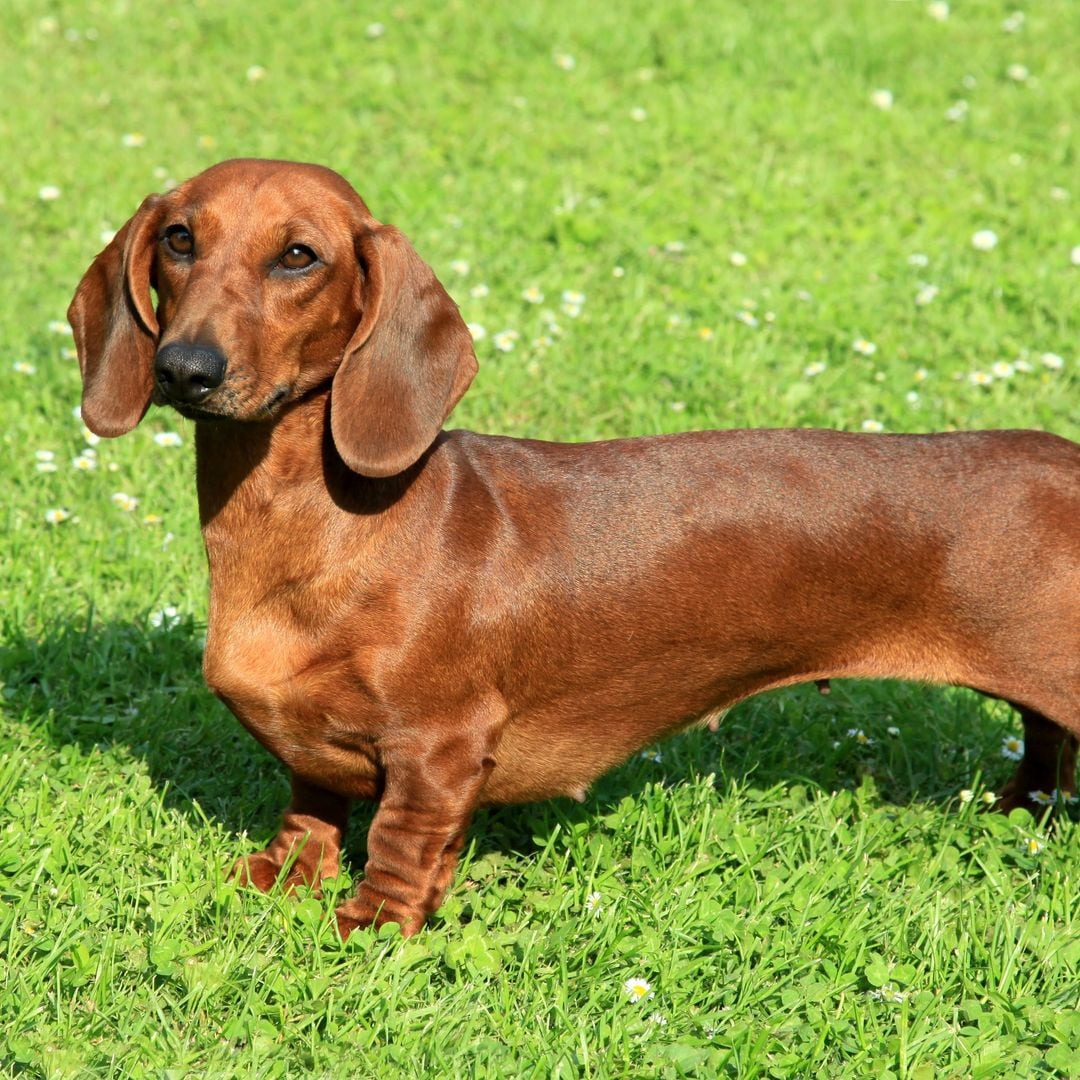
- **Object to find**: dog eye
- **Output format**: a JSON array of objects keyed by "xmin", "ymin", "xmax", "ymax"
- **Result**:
[
  {"xmin": 279, "ymin": 244, "xmax": 318, "ymax": 271},
  {"xmin": 164, "ymin": 226, "xmax": 194, "ymax": 256}
]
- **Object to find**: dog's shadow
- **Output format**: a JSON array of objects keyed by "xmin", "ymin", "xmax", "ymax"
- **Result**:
[{"xmin": 1, "ymin": 617, "xmax": 1017, "ymax": 866}]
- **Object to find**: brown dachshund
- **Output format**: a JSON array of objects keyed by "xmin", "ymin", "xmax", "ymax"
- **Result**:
[{"xmin": 69, "ymin": 159, "xmax": 1080, "ymax": 938}]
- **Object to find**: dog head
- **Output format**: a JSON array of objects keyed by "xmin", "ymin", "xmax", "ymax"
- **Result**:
[{"xmin": 68, "ymin": 159, "xmax": 477, "ymax": 477}]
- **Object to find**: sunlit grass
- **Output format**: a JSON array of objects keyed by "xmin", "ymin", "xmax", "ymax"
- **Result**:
[{"xmin": 1, "ymin": 0, "xmax": 1078, "ymax": 1075}]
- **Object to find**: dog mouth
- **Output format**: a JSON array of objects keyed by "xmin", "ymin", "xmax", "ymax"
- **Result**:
[{"xmin": 159, "ymin": 384, "xmax": 292, "ymax": 422}]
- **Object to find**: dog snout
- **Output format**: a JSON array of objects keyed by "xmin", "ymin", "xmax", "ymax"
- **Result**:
[{"xmin": 154, "ymin": 343, "xmax": 227, "ymax": 404}]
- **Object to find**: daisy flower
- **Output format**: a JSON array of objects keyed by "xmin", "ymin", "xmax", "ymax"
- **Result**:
[
  {"xmin": 991, "ymin": 361, "xmax": 1015, "ymax": 379},
  {"xmin": 44, "ymin": 508, "xmax": 72, "ymax": 525},
  {"xmin": 640, "ymin": 748, "xmax": 663, "ymax": 763},
  {"xmin": 121, "ymin": 132, "xmax": 146, "ymax": 148},
  {"xmin": 861, "ymin": 420, "xmax": 884, "ymax": 434},
  {"xmin": 1028, "ymin": 790, "xmax": 1055, "ymax": 807},
  {"xmin": 466, "ymin": 323, "xmax": 486, "ymax": 341},
  {"xmin": 735, "ymin": 311, "xmax": 759, "ymax": 328},
  {"xmin": 585, "ymin": 891, "xmax": 603, "ymax": 916},
  {"xmin": 366, "ymin": 21, "xmax": 385, "ymax": 38},
  {"xmin": 469, "ymin": 283, "xmax": 489, "ymax": 299},
  {"xmin": 48, "ymin": 320, "xmax": 72, "ymax": 335},
  {"xmin": 493, "ymin": 330, "xmax": 519, "ymax": 352},
  {"xmin": 1070, "ymin": 246, "xmax": 1080, "ymax": 267},
  {"xmin": 246, "ymin": 65, "xmax": 266, "ymax": 82},
  {"xmin": 624, "ymin": 978, "xmax": 654, "ymax": 1002},
  {"xmin": 908, "ymin": 253, "xmax": 930, "ymax": 267},
  {"xmin": 39, "ymin": 185, "xmax": 61, "ymax": 201},
  {"xmin": 153, "ymin": 432, "xmax": 183, "ymax": 447},
  {"xmin": 521, "ymin": 286, "xmax": 544, "ymax": 304},
  {"xmin": 111, "ymin": 492, "xmax": 139, "ymax": 512},
  {"xmin": 971, "ymin": 229, "xmax": 998, "ymax": 251},
  {"xmin": 1022, "ymin": 837, "xmax": 1045, "ymax": 856},
  {"xmin": 149, "ymin": 606, "xmax": 181, "ymax": 630},
  {"xmin": 852, "ymin": 338, "xmax": 877, "ymax": 356},
  {"xmin": 945, "ymin": 100, "xmax": 969, "ymax": 122},
  {"xmin": 449, "ymin": 259, "xmax": 470, "ymax": 276},
  {"xmin": 968, "ymin": 371, "xmax": 993, "ymax": 386},
  {"xmin": 13, "ymin": 361, "xmax": 36, "ymax": 375},
  {"xmin": 915, "ymin": 285, "xmax": 939, "ymax": 306},
  {"xmin": 72, "ymin": 453, "xmax": 97, "ymax": 471},
  {"xmin": 1001, "ymin": 736, "xmax": 1024, "ymax": 761},
  {"xmin": 630, "ymin": 107, "xmax": 647, "ymax": 122},
  {"xmin": 847, "ymin": 727, "xmax": 875, "ymax": 744},
  {"xmin": 887, "ymin": 726, "xmax": 900, "ymax": 737},
  {"xmin": 870, "ymin": 89, "xmax": 894, "ymax": 111},
  {"xmin": 729, "ymin": 251, "xmax": 748, "ymax": 267},
  {"xmin": 1006, "ymin": 64, "xmax": 1029, "ymax": 82},
  {"xmin": 554, "ymin": 53, "xmax": 576, "ymax": 71},
  {"xmin": 803, "ymin": 361, "xmax": 827, "ymax": 377},
  {"xmin": 1040, "ymin": 353, "xmax": 1064, "ymax": 370},
  {"xmin": 1002, "ymin": 11, "xmax": 1025, "ymax": 33},
  {"xmin": 927, "ymin": 2, "xmax": 949, "ymax": 21}
]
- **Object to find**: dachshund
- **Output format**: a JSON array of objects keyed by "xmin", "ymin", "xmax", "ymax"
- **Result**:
[{"xmin": 69, "ymin": 159, "xmax": 1080, "ymax": 938}]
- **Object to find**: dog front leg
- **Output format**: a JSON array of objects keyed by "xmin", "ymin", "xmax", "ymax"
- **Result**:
[
  {"xmin": 335, "ymin": 735, "xmax": 494, "ymax": 938},
  {"xmin": 232, "ymin": 773, "xmax": 351, "ymax": 893}
]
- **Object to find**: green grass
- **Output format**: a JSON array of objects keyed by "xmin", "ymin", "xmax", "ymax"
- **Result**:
[{"xmin": 2, "ymin": 0, "xmax": 1079, "ymax": 1075}]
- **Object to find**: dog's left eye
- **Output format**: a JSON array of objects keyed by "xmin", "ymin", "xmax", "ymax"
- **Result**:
[{"xmin": 279, "ymin": 245, "xmax": 318, "ymax": 271}]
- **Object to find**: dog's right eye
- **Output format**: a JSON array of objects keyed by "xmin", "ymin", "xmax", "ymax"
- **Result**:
[{"xmin": 164, "ymin": 226, "xmax": 194, "ymax": 256}]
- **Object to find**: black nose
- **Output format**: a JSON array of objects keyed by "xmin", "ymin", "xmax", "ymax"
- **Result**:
[{"xmin": 154, "ymin": 343, "xmax": 227, "ymax": 404}]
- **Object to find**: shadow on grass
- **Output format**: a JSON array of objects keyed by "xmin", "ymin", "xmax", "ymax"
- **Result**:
[{"xmin": 0, "ymin": 616, "xmax": 1019, "ymax": 863}]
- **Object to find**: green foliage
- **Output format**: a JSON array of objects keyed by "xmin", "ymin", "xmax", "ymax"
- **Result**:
[{"xmin": 1, "ymin": 0, "xmax": 1077, "ymax": 1076}]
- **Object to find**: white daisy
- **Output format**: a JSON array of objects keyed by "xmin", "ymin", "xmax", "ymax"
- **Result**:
[
  {"xmin": 493, "ymin": 329, "xmax": 519, "ymax": 352},
  {"xmin": 971, "ymin": 230, "xmax": 999, "ymax": 251},
  {"xmin": 1001, "ymin": 736, "xmax": 1024, "ymax": 761}
]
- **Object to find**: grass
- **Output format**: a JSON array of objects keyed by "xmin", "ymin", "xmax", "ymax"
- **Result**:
[{"xmin": 2, "ymin": 0, "xmax": 1078, "ymax": 1075}]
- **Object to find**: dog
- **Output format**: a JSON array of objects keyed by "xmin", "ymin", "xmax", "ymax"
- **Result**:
[{"xmin": 69, "ymin": 159, "xmax": 1080, "ymax": 938}]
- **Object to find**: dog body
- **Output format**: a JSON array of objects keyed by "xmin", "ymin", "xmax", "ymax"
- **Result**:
[{"xmin": 70, "ymin": 160, "xmax": 1080, "ymax": 936}]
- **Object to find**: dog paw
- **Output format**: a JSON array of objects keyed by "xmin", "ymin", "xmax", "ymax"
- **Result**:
[
  {"xmin": 334, "ymin": 891, "xmax": 423, "ymax": 940},
  {"xmin": 230, "ymin": 847, "xmax": 335, "ymax": 894}
]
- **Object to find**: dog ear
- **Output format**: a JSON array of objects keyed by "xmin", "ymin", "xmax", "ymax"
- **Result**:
[
  {"xmin": 68, "ymin": 195, "xmax": 163, "ymax": 437},
  {"xmin": 330, "ymin": 224, "xmax": 477, "ymax": 478}
]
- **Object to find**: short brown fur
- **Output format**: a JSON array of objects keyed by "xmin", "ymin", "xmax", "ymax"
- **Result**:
[{"xmin": 70, "ymin": 160, "xmax": 1080, "ymax": 937}]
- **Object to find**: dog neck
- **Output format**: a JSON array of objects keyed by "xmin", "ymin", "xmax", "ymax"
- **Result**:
[{"xmin": 193, "ymin": 386, "xmax": 422, "ymax": 538}]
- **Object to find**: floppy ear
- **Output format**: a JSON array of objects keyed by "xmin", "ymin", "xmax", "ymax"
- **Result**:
[
  {"xmin": 330, "ymin": 225, "xmax": 478, "ymax": 478},
  {"xmin": 67, "ymin": 195, "xmax": 163, "ymax": 437}
]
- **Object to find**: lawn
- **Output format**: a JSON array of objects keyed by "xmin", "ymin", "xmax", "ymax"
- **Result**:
[{"xmin": 1, "ymin": 0, "xmax": 1078, "ymax": 1076}]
